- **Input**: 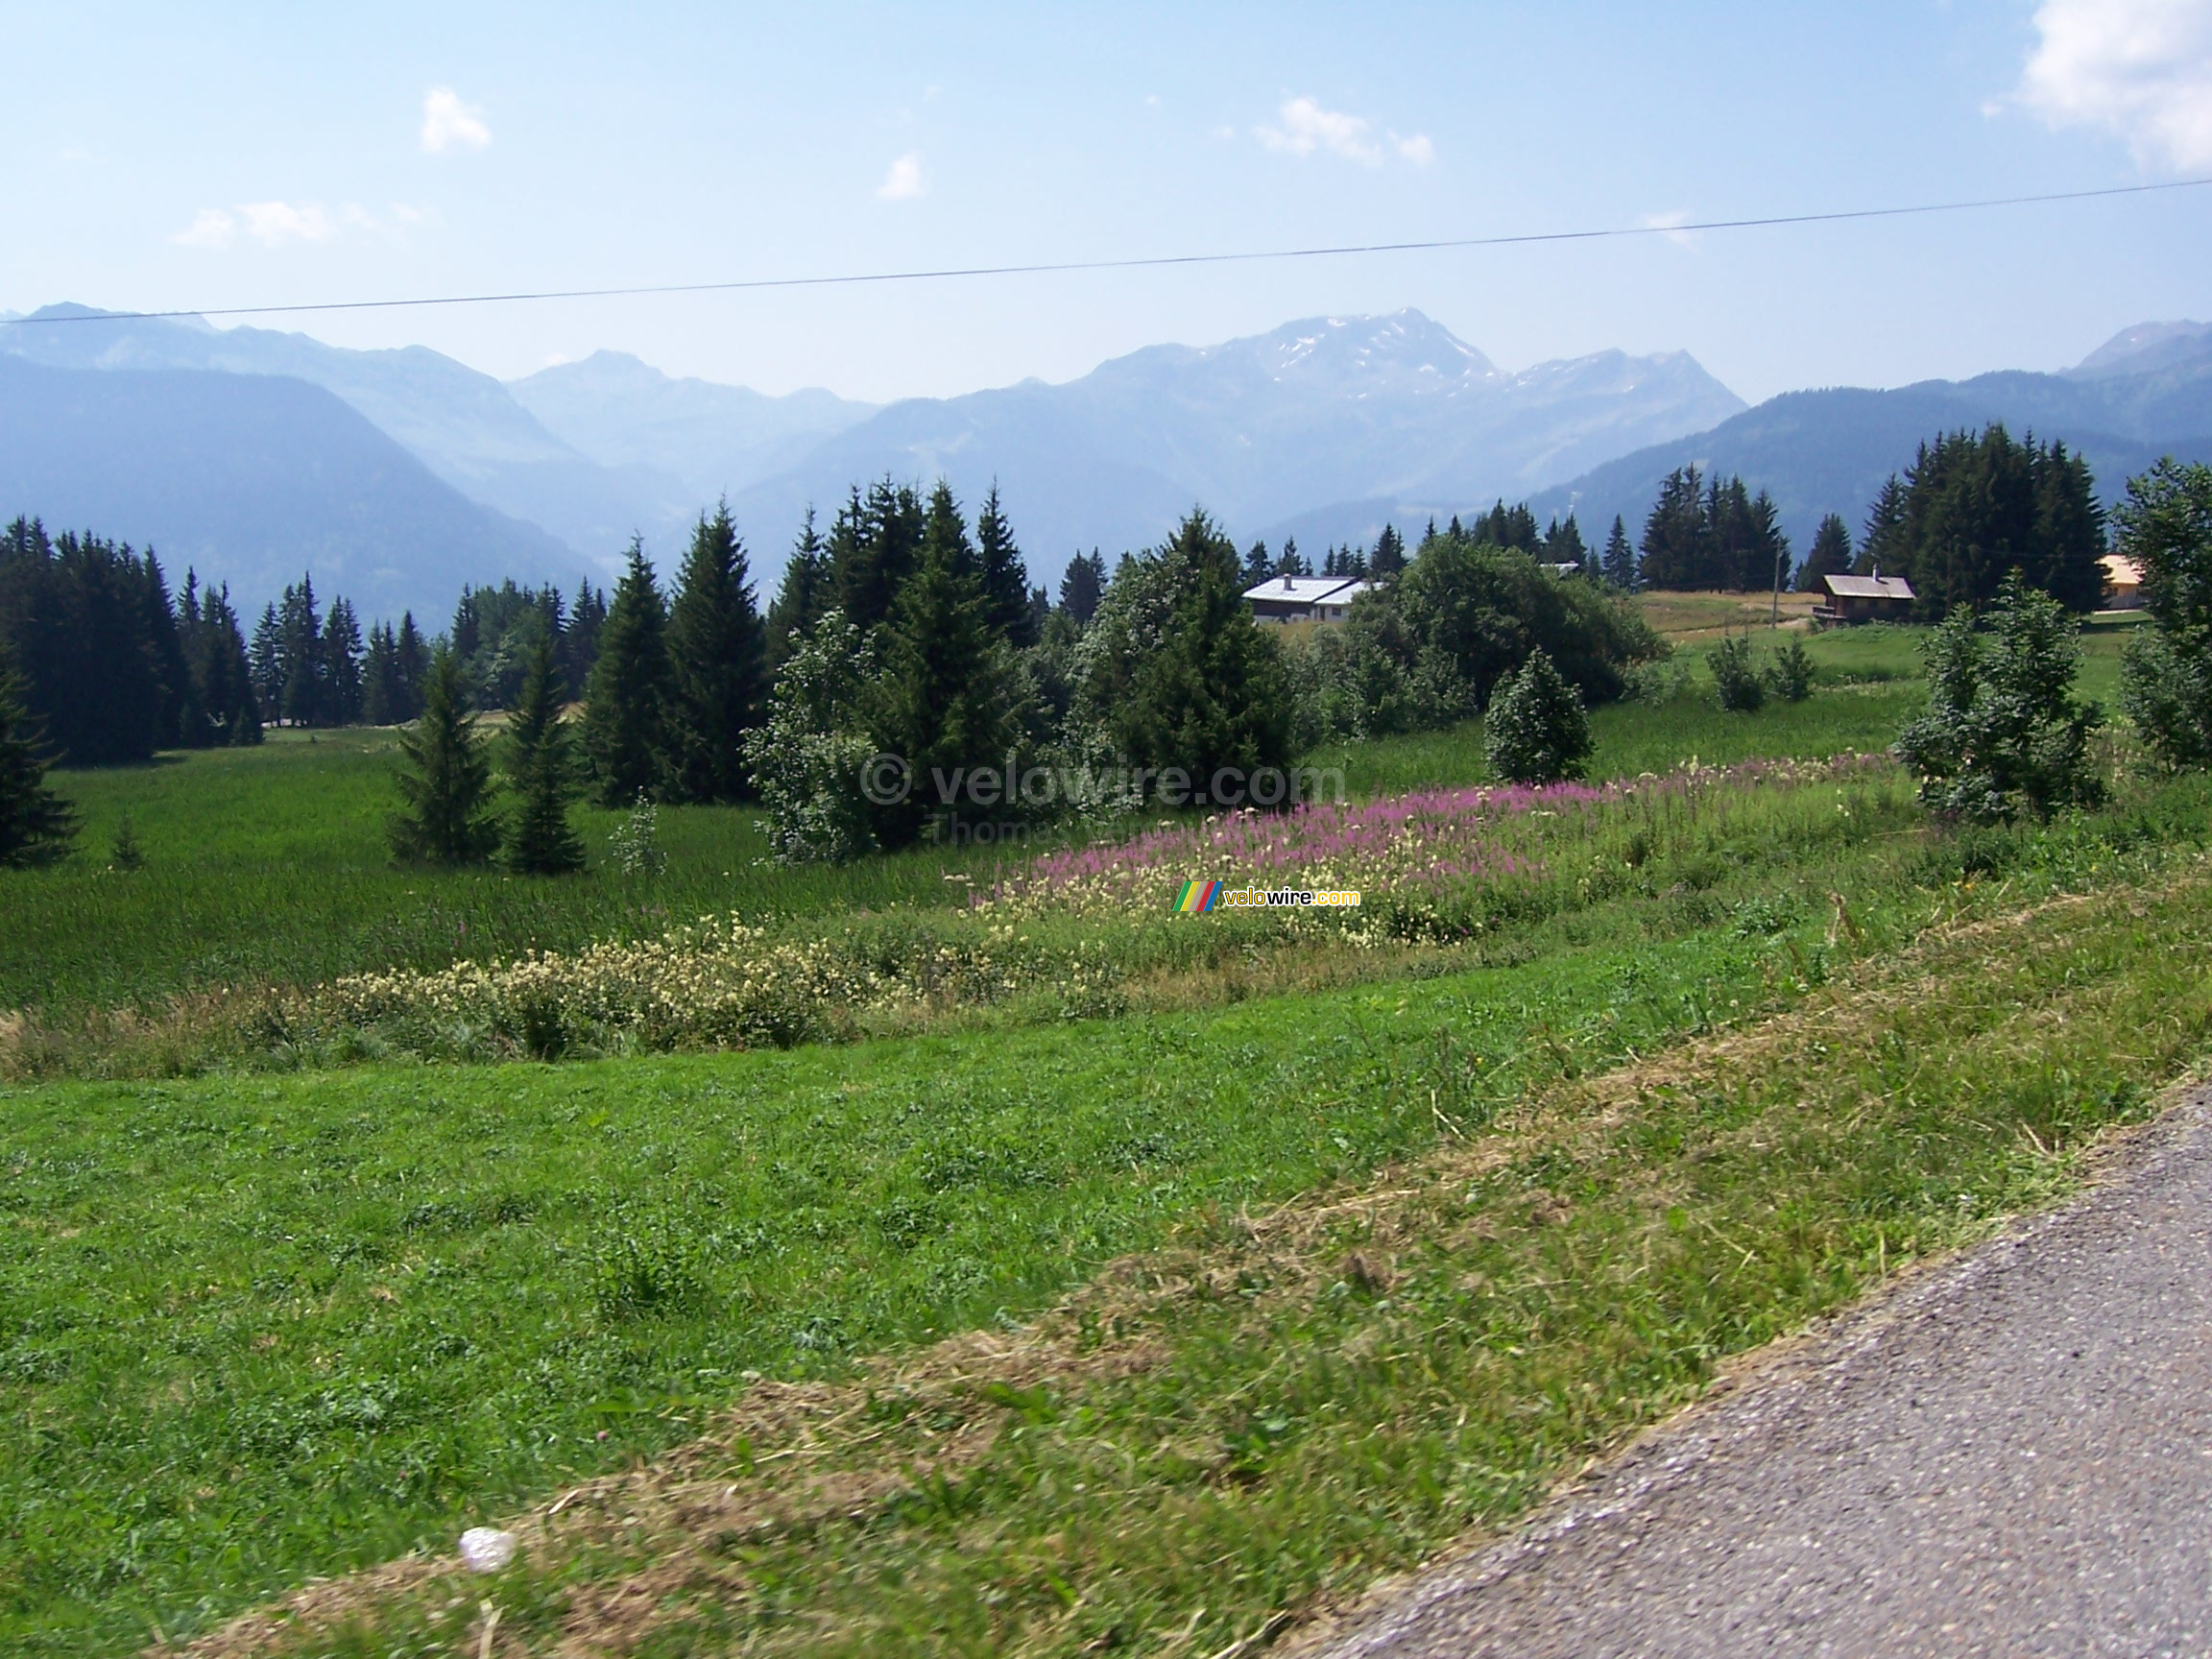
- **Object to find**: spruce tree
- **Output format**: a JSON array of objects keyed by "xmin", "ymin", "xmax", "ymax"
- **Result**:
[
  {"xmin": 389, "ymin": 644, "xmax": 498, "ymax": 865},
  {"xmin": 277, "ymin": 576, "xmax": 324, "ymax": 727},
  {"xmin": 0, "ymin": 643, "xmax": 76, "ymax": 867},
  {"xmin": 1113, "ymin": 510, "xmax": 1291, "ymax": 792},
  {"xmin": 869, "ymin": 482, "xmax": 1024, "ymax": 845},
  {"xmin": 584, "ymin": 539, "xmax": 672, "ymax": 805},
  {"xmin": 1059, "ymin": 550, "xmax": 1106, "ymax": 622},
  {"xmin": 829, "ymin": 479, "xmax": 926, "ymax": 634},
  {"xmin": 1543, "ymin": 515, "xmax": 1589, "ymax": 570},
  {"xmin": 560, "ymin": 586, "xmax": 605, "ymax": 696},
  {"xmin": 362, "ymin": 623, "xmax": 402, "ymax": 725},
  {"xmin": 1859, "ymin": 473, "xmax": 1909, "ymax": 576},
  {"xmin": 1372, "ymin": 523, "xmax": 1407, "ymax": 577},
  {"xmin": 2117, "ymin": 459, "xmax": 2212, "ymax": 768},
  {"xmin": 974, "ymin": 482, "xmax": 1036, "ymax": 645},
  {"xmin": 1638, "ymin": 468, "xmax": 1712, "ymax": 589},
  {"xmin": 323, "ymin": 597, "xmax": 365, "ymax": 725},
  {"xmin": 1601, "ymin": 515, "xmax": 1637, "ymax": 589},
  {"xmin": 1799, "ymin": 514, "xmax": 1854, "ymax": 590},
  {"xmin": 394, "ymin": 613, "xmax": 429, "ymax": 722},
  {"xmin": 502, "ymin": 634, "xmax": 586, "ymax": 875},
  {"xmin": 1241, "ymin": 541, "xmax": 1272, "ymax": 590},
  {"xmin": 665, "ymin": 500, "xmax": 767, "ymax": 803},
  {"xmin": 766, "ymin": 507, "xmax": 831, "ymax": 670}
]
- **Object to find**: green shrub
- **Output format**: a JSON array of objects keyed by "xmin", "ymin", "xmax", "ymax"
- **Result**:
[
  {"xmin": 1708, "ymin": 634, "xmax": 1766, "ymax": 712},
  {"xmin": 1483, "ymin": 648, "xmax": 1593, "ymax": 783},
  {"xmin": 1893, "ymin": 572, "xmax": 2104, "ymax": 822},
  {"xmin": 2115, "ymin": 459, "xmax": 2212, "ymax": 768},
  {"xmin": 1765, "ymin": 636, "xmax": 1815, "ymax": 703}
]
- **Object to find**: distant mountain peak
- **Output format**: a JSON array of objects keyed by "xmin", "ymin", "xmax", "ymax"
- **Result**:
[
  {"xmin": 1235, "ymin": 308, "xmax": 1499, "ymax": 387},
  {"xmin": 2072, "ymin": 319, "xmax": 2212, "ymax": 378}
]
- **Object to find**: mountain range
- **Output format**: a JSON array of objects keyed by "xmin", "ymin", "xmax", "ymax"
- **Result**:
[{"xmin": 3, "ymin": 302, "xmax": 2211, "ymax": 621}]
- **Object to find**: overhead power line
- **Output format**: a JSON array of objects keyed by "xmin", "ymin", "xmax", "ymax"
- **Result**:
[{"xmin": 11, "ymin": 176, "xmax": 2210, "ymax": 327}]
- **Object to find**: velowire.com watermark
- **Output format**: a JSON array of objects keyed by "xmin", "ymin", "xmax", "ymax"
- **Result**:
[
  {"xmin": 1174, "ymin": 879, "xmax": 1361, "ymax": 913},
  {"xmin": 858, "ymin": 755, "xmax": 1346, "ymax": 811}
]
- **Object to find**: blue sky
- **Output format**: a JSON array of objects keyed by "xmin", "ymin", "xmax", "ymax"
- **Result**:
[{"xmin": 5, "ymin": 1, "xmax": 2210, "ymax": 402}]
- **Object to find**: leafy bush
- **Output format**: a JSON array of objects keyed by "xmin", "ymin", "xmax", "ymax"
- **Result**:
[
  {"xmin": 1483, "ymin": 648, "xmax": 1593, "ymax": 783},
  {"xmin": 2115, "ymin": 459, "xmax": 2212, "ymax": 768},
  {"xmin": 741, "ymin": 611, "xmax": 880, "ymax": 864},
  {"xmin": 1765, "ymin": 636, "xmax": 1815, "ymax": 703},
  {"xmin": 1893, "ymin": 572, "xmax": 2104, "ymax": 822},
  {"xmin": 1708, "ymin": 634, "xmax": 1766, "ymax": 712}
]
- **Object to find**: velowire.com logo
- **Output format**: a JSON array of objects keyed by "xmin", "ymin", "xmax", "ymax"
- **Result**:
[{"xmin": 1174, "ymin": 880, "xmax": 1360, "ymax": 912}]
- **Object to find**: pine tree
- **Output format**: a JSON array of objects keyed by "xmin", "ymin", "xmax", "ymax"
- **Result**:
[
  {"xmin": 974, "ymin": 482, "xmax": 1036, "ymax": 645},
  {"xmin": 1113, "ymin": 510, "xmax": 1291, "ymax": 792},
  {"xmin": 323, "ymin": 597, "xmax": 364, "ymax": 725},
  {"xmin": 766, "ymin": 507, "xmax": 830, "ymax": 669},
  {"xmin": 584, "ymin": 538, "xmax": 672, "ymax": 805},
  {"xmin": 1859, "ymin": 473, "xmax": 1909, "ymax": 576},
  {"xmin": 1638, "ymin": 468, "xmax": 1712, "ymax": 589},
  {"xmin": 276, "ymin": 576, "xmax": 323, "ymax": 727},
  {"xmin": 502, "ymin": 634, "xmax": 586, "ymax": 875},
  {"xmin": 1059, "ymin": 550, "xmax": 1106, "ymax": 623},
  {"xmin": 869, "ymin": 482, "xmax": 1024, "ymax": 845},
  {"xmin": 1601, "ymin": 515, "xmax": 1637, "ymax": 589},
  {"xmin": 663, "ymin": 500, "xmax": 768, "ymax": 803},
  {"xmin": 829, "ymin": 479, "xmax": 926, "ymax": 634},
  {"xmin": 1799, "ymin": 514, "xmax": 1854, "ymax": 590},
  {"xmin": 0, "ymin": 642, "xmax": 75, "ymax": 867},
  {"xmin": 363, "ymin": 623, "xmax": 402, "ymax": 724},
  {"xmin": 1372, "ymin": 523, "xmax": 1407, "ymax": 577},
  {"xmin": 560, "ymin": 585, "xmax": 606, "ymax": 697},
  {"xmin": 394, "ymin": 613, "xmax": 429, "ymax": 723},
  {"xmin": 1543, "ymin": 515, "xmax": 1589, "ymax": 570},
  {"xmin": 189, "ymin": 583, "xmax": 260, "ymax": 744},
  {"xmin": 388, "ymin": 645, "xmax": 498, "ymax": 865}
]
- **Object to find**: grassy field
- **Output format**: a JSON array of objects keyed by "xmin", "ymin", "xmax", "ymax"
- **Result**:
[
  {"xmin": 7, "ymin": 612, "xmax": 1950, "ymax": 1021},
  {"xmin": 3, "ymin": 595, "xmax": 2202, "ymax": 1655}
]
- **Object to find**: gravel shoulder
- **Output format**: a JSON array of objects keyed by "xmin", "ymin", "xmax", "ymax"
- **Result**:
[{"xmin": 1302, "ymin": 1084, "xmax": 2212, "ymax": 1659}]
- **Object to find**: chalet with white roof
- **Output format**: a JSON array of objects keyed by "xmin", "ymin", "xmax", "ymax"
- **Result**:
[{"xmin": 1242, "ymin": 574, "xmax": 1375, "ymax": 624}]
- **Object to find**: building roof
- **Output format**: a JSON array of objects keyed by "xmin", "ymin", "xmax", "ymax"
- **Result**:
[
  {"xmin": 1242, "ymin": 576, "xmax": 1374, "ymax": 607},
  {"xmin": 2101, "ymin": 552, "xmax": 2145, "ymax": 587},
  {"xmin": 1823, "ymin": 573, "xmax": 1915, "ymax": 601}
]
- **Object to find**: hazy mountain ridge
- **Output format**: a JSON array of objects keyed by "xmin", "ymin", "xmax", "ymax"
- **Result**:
[
  {"xmin": 0, "ymin": 353, "xmax": 583, "ymax": 622},
  {"xmin": 507, "ymin": 351, "xmax": 878, "ymax": 508},
  {"xmin": 0, "ymin": 305, "xmax": 685, "ymax": 561},
  {"xmin": 10, "ymin": 300, "xmax": 2205, "ymax": 618},
  {"xmin": 727, "ymin": 311, "xmax": 1745, "ymax": 575},
  {"xmin": 1508, "ymin": 322, "xmax": 2212, "ymax": 564}
]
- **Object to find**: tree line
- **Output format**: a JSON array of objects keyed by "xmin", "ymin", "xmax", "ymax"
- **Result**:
[
  {"xmin": 0, "ymin": 517, "xmax": 260, "ymax": 765},
  {"xmin": 1626, "ymin": 423, "xmax": 2105, "ymax": 619}
]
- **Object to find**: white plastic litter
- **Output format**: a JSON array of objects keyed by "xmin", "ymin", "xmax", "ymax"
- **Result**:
[{"xmin": 459, "ymin": 1527, "xmax": 517, "ymax": 1574}]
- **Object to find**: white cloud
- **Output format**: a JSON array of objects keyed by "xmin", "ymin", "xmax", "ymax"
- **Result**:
[
  {"xmin": 1257, "ymin": 96, "xmax": 1380, "ymax": 163},
  {"xmin": 421, "ymin": 85, "xmax": 492, "ymax": 154},
  {"xmin": 1254, "ymin": 97, "xmax": 1433, "ymax": 167},
  {"xmin": 1641, "ymin": 209, "xmax": 1700, "ymax": 250},
  {"xmin": 172, "ymin": 207, "xmax": 237, "ymax": 249},
  {"xmin": 877, "ymin": 152, "xmax": 927, "ymax": 200},
  {"xmin": 238, "ymin": 201, "xmax": 337, "ymax": 245},
  {"xmin": 2016, "ymin": 0, "xmax": 2212, "ymax": 170}
]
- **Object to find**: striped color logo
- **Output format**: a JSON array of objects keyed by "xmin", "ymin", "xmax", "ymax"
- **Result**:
[{"xmin": 1174, "ymin": 879, "xmax": 1224, "ymax": 914}]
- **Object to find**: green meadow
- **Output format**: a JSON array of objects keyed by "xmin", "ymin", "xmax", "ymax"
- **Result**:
[{"xmin": 1, "ymin": 604, "xmax": 2200, "ymax": 1656}]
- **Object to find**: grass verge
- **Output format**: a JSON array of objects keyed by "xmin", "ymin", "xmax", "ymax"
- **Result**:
[{"xmin": 184, "ymin": 845, "xmax": 2212, "ymax": 1659}]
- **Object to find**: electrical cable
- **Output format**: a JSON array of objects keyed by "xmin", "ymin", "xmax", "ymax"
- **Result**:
[{"xmin": 8, "ymin": 176, "xmax": 2209, "ymax": 326}]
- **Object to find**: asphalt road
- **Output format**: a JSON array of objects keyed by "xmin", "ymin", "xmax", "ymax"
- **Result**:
[{"xmin": 1310, "ymin": 1091, "xmax": 2212, "ymax": 1659}]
